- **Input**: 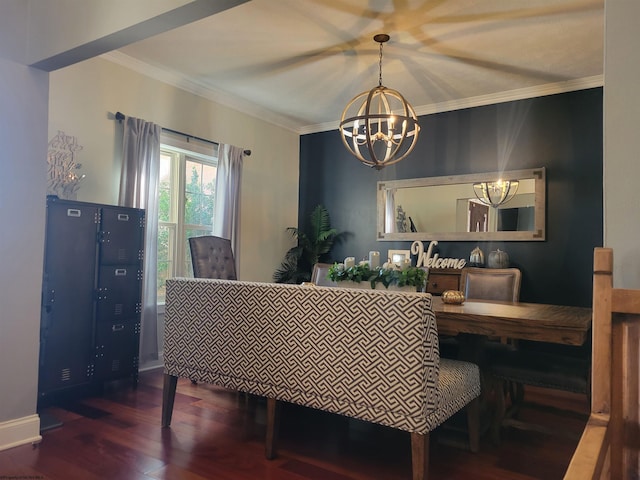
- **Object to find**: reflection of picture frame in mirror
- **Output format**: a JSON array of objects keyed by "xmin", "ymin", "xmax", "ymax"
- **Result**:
[{"xmin": 387, "ymin": 249, "xmax": 410, "ymax": 265}]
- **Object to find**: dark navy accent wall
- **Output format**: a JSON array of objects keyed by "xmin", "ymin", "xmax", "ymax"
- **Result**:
[{"xmin": 299, "ymin": 88, "xmax": 603, "ymax": 307}]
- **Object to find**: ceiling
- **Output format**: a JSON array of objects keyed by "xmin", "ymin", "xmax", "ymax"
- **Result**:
[{"xmin": 108, "ymin": 0, "xmax": 604, "ymax": 134}]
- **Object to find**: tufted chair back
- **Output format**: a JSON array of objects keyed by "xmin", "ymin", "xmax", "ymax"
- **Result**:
[
  {"xmin": 188, "ymin": 236, "xmax": 237, "ymax": 280},
  {"xmin": 460, "ymin": 267, "xmax": 521, "ymax": 303}
]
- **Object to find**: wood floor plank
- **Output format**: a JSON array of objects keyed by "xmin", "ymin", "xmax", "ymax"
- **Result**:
[{"xmin": 0, "ymin": 369, "xmax": 588, "ymax": 479}]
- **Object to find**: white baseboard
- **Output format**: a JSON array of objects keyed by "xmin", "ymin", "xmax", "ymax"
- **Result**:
[
  {"xmin": 139, "ymin": 350, "xmax": 164, "ymax": 372},
  {"xmin": 0, "ymin": 414, "xmax": 42, "ymax": 452}
]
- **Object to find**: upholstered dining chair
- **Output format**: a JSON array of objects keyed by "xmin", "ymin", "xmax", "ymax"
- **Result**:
[
  {"xmin": 188, "ymin": 235, "xmax": 237, "ymax": 280},
  {"xmin": 187, "ymin": 235, "xmax": 237, "ymax": 385},
  {"xmin": 474, "ymin": 267, "xmax": 591, "ymax": 441},
  {"xmin": 439, "ymin": 267, "xmax": 523, "ymax": 360},
  {"xmin": 310, "ymin": 262, "xmax": 337, "ymax": 287},
  {"xmin": 437, "ymin": 267, "xmax": 523, "ymax": 443},
  {"xmin": 460, "ymin": 267, "xmax": 522, "ymax": 303}
]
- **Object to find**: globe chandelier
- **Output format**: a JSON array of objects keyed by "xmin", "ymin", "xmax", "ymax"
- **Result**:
[
  {"xmin": 473, "ymin": 179, "xmax": 520, "ymax": 208},
  {"xmin": 339, "ymin": 34, "xmax": 420, "ymax": 170}
]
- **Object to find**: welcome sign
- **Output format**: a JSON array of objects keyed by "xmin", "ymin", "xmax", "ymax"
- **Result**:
[{"xmin": 411, "ymin": 240, "xmax": 467, "ymax": 269}]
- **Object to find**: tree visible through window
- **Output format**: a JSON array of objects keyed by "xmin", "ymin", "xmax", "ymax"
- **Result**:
[{"xmin": 157, "ymin": 142, "xmax": 217, "ymax": 301}]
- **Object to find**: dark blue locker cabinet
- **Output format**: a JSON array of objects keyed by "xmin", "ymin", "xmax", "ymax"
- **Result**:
[{"xmin": 39, "ymin": 196, "xmax": 144, "ymax": 404}]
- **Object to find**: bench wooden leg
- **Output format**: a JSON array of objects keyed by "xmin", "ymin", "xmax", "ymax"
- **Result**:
[
  {"xmin": 410, "ymin": 432, "xmax": 430, "ymax": 480},
  {"xmin": 161, "ymin": 374, "xmax": 178, "ymax": 427},
  {"xmin": 265, "ymin": 397, "xmax": 280, "ymax": 460}
]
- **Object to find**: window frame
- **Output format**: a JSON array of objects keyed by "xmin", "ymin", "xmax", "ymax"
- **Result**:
[{"xmin": 158, "ymin": 133, "xmax": 218, "ymax": 302}]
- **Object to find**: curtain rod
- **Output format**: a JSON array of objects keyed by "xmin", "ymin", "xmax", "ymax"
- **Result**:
[{"xmin": 115, "ymin": 112, "xmax": 251, "ymax": 156}]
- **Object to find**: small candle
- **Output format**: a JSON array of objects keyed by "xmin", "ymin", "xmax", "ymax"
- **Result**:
[
  {"xmin": 369, "ymin": 251, "xmax": 380, "ymax": 269},
  {"xmin": 402, "ymin": 258, "xmax": 412, "ymax": 270},
  {"xmin": 344, "ymin": 257, "xmax": 356, "ymax": 268}
]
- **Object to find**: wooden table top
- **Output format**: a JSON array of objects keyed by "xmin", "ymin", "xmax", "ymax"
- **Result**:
[{"xmin": 431, "ymin": 296, "xmax": 592, "ymax": 346}]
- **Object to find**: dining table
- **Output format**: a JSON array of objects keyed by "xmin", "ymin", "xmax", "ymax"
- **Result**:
[
  {"xmin": 429, "ymin": 295, "xmax": 592, "ymax": 444},
  {"xmin": 431, "ymin": 296, "xmax": 592, "ymax": 347}
]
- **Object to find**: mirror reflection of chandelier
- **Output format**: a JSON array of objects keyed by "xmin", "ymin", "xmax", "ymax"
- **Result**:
[
  {"xmin": 473, "ymin": 179, "xmax": 519, "ymax": 208},
  {"xmin": 339, "ymin": 34, "xmax": 420, "ymax": 170}
]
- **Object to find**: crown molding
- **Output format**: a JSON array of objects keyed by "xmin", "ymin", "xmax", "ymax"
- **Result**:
[
  {"xmin": 101, "ymin": 51, "xmax": 602, "ymax": 136},
  {"xmin": 300, "ymin": 75, "xmax": 604, "ymax": 135},
  {"xmin": 100, "ymin": 51, "xmax": 301, "ymax": 133}
]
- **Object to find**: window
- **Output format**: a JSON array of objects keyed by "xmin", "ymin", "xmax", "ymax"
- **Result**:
[{"xmin": 157, "ymin": 135, "xmax": 218, "ymax": 301}]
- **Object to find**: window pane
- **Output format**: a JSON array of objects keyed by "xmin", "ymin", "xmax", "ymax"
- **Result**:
[
  {"xmin": 202, "ymin": 162, "xmax": 217, "ymax": 196},
  {"xmin": 159, "ymin": 153, "xmax": 173, "ymax": 222},
  {"xmin": 157, "ymin": 224, "xmax": 175, "ymax": 301},
  {"xmin": 157, "ymin": 143, "xmax": 217, "ymax": 305},
  {"xmin": 185, "ymin": 193, "xmax": 214, "ymax": 227},
  {"xmin": 184, "ymin": 159, "xmax": 215, "ymax": 227}
]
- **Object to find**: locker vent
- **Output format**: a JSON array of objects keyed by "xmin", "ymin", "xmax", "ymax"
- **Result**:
[
  {"xmin": 61, "ymin": 368, "xmax": 71, "ymax": 382},
  {"xmin": 111, "ymin": 359, "xmax": 120, "ymax": 372},
  {"xmin": 118, "ymin": 248, "xmax": 127, "ymax": 261},
  {"xmin": 114, "ymin": 304, "xmax": 123, "ymax": 315}
]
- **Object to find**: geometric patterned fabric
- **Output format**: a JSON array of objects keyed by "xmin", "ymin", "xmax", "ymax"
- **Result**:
[{"xmin": 164, "ymin": 278, "xmax": 481, "ymax": 434}]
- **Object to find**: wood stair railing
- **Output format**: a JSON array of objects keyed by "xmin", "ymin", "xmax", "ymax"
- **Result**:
[{"xmin": 564, "ymin": 247, "xmax": 640, "ymax": 479}]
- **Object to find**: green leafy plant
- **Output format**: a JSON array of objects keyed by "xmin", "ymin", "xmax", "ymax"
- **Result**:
[
  {"xmin": 273, "ymin": 205, "xmax": 345, "ymax": 284},
  {"xmin": 328, "ymin": 263, "xmax": 427, "ymax": 290}
]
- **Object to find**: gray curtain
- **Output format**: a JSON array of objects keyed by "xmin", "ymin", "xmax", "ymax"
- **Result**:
[
  {"xmin": 213, "ymin": 143, "xmax": 244, "ymax": 271},
  {"xmin": 118, "ymin": 116, "xmax": 162, "ymax": 364}
]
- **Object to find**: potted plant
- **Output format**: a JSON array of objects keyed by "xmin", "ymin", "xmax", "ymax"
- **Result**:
[
  {"xmin": 327, "ymin": 262, "xmax": 427, "ymax": 291},
  {"xmin": 273, "ymin": 205, "xmax": 346, "ymax": 284}
]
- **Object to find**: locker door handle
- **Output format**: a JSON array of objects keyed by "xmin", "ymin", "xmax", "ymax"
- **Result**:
[
  {"xmin": 118, "ymin": 214, "xmax": 129, "ymax": 221},
  {"xmin": 112, "ymin": 324, "xmax": 125, "ymax": 332},
  {"xmin": 115, "ymin": 269, "xmax": 127, "ymax": 276},
  {"xmin": 67, "ymin": 209, "xmax": 81, "ymax": 217}
]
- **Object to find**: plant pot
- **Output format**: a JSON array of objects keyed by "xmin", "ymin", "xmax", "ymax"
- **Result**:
[{"xmin": 337, "ymin": 281, "xmax": 416, "ymax": 292}]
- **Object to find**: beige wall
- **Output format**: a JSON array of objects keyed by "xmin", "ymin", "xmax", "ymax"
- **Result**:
[
  {"xmin": 1, "ymin": 0, "xmax": 287, "ymax": 449},
  {"xmin": 604, "ymin": 0, "xmax": 640, "ymax": 289},
  {"xmin": 0, "ymin": 57, "xmax": 48, "ymax": 445},
  {"xmin": 48, "ymin": 56, "xmax": 299, "ymax": 283}
]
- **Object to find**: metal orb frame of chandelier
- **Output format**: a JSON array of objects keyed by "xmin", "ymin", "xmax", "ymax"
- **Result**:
[
  {"xmin": 473, "ymin": 179, "xmax": 520, "ymax": 208},
  {"xmin": 339, "ymin": 34, "xmax": 420, "ymax": 170}
]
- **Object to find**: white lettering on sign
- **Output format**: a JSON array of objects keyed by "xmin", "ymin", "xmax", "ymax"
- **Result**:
[{"xmin": 411, "ymin": 241, "xmax": 467, "ymax": 269}]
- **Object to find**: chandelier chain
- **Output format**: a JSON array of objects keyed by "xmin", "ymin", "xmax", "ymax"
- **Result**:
[{"xmin": 378, "ymin": 41, "xmax": 384, "ymax": 87}]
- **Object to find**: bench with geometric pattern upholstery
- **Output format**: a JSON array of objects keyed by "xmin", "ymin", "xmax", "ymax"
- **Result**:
[{"xmin": 161, "ymin": 278, "xmax": 481, "ymax": 480}]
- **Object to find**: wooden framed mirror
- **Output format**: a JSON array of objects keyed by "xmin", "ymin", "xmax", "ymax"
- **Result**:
[{"xmin": 377, "ymin": 167, "xmax": 545, "ymax": 241}]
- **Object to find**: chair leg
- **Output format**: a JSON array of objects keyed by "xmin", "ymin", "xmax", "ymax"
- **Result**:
[
  {"xmin": 410, "ymin": 432, "xmax": 430, "ymax": 480},
  {"xmin": 466, "ymin": 397, "xmax": 480, "ymax": 452},
  {"xmin": 507, "ymin": 382, "xmax": 525, "ymax": 418},
  {"xmin": 491, "ymin": 378, "xmax": 506, "ymax": 445},
  {"xmin": 265, "ymin": 397, "xmax": 280, "ymax": 460},
  {"xmin": 161, "ymin": 374, "xmax": 178, "ymax": 427}
]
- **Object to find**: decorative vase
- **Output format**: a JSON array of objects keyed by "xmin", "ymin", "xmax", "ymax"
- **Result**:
[
  {"xmin": 442, "ymin": 290, "xmax": 465, "ymax": 304},
  {"xmin": 469, "ymin": 246, "xmax": 485, "ymax": 267},
  {"xmin": 487, "ymin": 249, "xmax": 509, "ymax": 269}
]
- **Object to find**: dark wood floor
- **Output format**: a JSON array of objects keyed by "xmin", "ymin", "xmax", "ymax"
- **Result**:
[{"xmin": 0, "ymin": 369, "xmax": 588, "ymax": 479}]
